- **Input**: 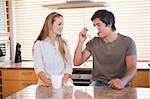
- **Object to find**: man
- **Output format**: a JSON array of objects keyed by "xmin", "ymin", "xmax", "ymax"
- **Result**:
[{"xmin": 73, "ymin": 10, "xmax": 137, "ymax": 89}]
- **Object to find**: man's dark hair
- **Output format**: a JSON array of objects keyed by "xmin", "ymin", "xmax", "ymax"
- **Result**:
[{"xmin": 91, "ymin": 10, "xmax": 116, "ymax": 31}]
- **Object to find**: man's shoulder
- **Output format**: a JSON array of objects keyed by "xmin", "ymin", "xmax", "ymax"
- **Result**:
[
  {"xmin": 88, "ymin": 37, "xmax": 100, "ymax": 43},
  {"xmin": 118, "ymin": 33, "xmax": 134, "ymax": 41}
]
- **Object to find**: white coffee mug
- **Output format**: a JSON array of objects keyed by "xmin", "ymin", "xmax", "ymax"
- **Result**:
[
  {"xmin": 86, "ymin": 26, "xmax": 98, "ymax": 38},
  {"xmin": 51, "ymin": 75, "xmax": 63, "ymax": 89}
]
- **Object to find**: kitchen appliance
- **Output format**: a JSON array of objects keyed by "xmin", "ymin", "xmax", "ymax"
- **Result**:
[
  {"xmin": 15, "ymin": 43, "xmax": 22, "ymax": 63},
  {"xmin": 0, "ymin": 37, "xmax": 10, "ymax": 62}
]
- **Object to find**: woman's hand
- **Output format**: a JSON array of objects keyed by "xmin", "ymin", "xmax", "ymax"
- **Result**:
[
  {"xmin": 62, "ymin": 73, "xmax": 71, "ymax": 85},
  {"xmin": 42, "ymin": 77, "xmax": 51, "ymax": 87},
  {"xmin": 38, "ymin": 72, "xmax": 52, "ymax": 87}
]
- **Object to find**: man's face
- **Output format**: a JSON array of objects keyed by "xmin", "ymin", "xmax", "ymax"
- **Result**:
[{"xmin": 93, "ymin": 18, "xmax": 112, "ymax": 38}]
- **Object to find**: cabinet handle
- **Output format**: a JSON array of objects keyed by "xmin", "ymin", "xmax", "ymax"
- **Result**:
[
  {"xmin": 22, "ymin": 82, "xmax": 31, "ymax": 86},
  {"xmin": 21, "ymin": 72, "xmax": 32, "ymax": 75},
  {"xmin": 79, "ymin": 74, "xmax": 81, "ymax": 78}
]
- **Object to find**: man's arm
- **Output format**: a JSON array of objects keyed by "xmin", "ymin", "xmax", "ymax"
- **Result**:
[
  {"xmin": 74, "ymin": 46, "xmax": 91, "ymax": 66},
  {"xmin": 108, "ymin": 55, "xmax": 137, "ymax": 89},
  {"xmin": 121, "ymin": 55, "xmax": 137, "ymax": 85},
  {"xmin": 73, "ymin": 28, "xmax": 91, "ymax": 66}
]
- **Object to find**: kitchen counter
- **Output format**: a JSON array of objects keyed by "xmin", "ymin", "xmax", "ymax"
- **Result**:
[
  {"xmin": 0, "ymin": 61, "xmax": 34, "ymax": 68},
  {"xmin": 0, "ymin": 61, "xmax": 149, "ymax": 69},
  {"xmin": 6, "ymin": 84, "xmax": 150, "ymax": 99},
  {"xmin": 0, "ymin": 61, "xmax": 149, "ymax": 89}
]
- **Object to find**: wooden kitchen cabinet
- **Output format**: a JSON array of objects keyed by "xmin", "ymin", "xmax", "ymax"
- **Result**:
[
  {"xmin": 3, "ymin": 80, "xmax": 33, "ymax": 97},
  {"xmin": 0, "ymin": 68, "xmax": 37, "ymax": 98},
  {"xmin": 3, "ymin": 69, "xmax": 36, "ymax": 81},
  {"xmin": 131, "ymin": 69, "xmax": 150, "ymax": 87},
  {"xmin": 0, "ymin": 70, "xmax": 2, "ymax": 99},
  {"xmin": 72, "ymin": 68, "xmax": 150, "ymax": 87}
]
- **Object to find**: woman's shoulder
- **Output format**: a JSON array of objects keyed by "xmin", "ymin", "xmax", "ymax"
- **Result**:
[
  {"xmin": 34, "ymin": 40, "xmax": 43, "ymax": 48},
  {"xmin": 63, "ymin": 39, "xmax": 71, "ymax": 50},
  {"xmin": 63, "ymin": 39, "xmax": 69, "ymax": 45},
  {"xmin": 63, "ymin": 38, "xmax": 68, "ymax": 42}
]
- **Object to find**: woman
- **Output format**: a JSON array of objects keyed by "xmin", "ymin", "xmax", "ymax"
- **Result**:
[{"xmin": 33, "ymin": 12, "xmax": 73, "ymax": 86}]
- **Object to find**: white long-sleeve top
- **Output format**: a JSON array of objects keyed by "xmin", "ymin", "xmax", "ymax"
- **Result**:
[{"xmin": 34, "ymin": 37, "xmax": 73, "ymax": 79}]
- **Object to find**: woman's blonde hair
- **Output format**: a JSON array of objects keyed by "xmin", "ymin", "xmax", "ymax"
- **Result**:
[{"xmin": 34, "ymin": 12, "xmax": 67, "ymax": 63}]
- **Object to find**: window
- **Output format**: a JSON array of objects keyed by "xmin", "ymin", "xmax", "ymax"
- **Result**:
[
  {"xmin": 0, "ymin": 0, "xmax": 7, "ymax": 33},
  {"xmin": 13, "ymin": 0, "xmax": 150, "ymax": 62}
]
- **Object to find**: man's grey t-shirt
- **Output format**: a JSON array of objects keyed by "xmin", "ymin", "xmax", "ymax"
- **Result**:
[{"xmin": 86, "ymin": 34, "xmax": 136, "ymax": 82}]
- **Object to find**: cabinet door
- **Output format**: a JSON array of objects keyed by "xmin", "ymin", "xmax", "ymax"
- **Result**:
[
  {"xmin": 2, "ymin": 69, "xmax": 38, "ymax": 98},
  {"xmin": 3, "ymin": 80, "xmax": 33, "ymax": 97},
  {"xmin": 131, "ymin": 70, "xmax": 150, "ymax": 87},
  {"xmin": 0, "ymin": 70, "xmax": 2, "ymax": 99},
  {"xmin": 2, "ymin": 69, "xmax": 37, "ymax": 81}
]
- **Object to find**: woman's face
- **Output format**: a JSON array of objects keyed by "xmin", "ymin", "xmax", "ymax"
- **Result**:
[{"xmin": 52, "ymin": 16, "xmax": 64, "ymax": 36}]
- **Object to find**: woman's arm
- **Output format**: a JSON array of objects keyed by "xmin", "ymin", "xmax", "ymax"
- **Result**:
[{"xmin": 34, "ymin": 41, "xmax": 51, "ymax": 86}]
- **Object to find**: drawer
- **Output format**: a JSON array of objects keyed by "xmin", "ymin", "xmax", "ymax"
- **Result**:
[
  {"xmin": 71, "ymin": 74, "xmax": 92, "ymax": 80},
  {"xmin": 71, "ymin": 74, "xmax": 92, "ymax": 86},
  {"xmin": 3, "ymin": 80, "xmax": 33, "ymax": 97},
  {"xmin": 2, "ymin": 69, "xmax": 37, "ymax": 81}
]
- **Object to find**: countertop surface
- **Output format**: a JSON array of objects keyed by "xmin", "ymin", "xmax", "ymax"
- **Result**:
[
  {"xmin": 6, "ymin": 85, "xmax": 150, "ymax": 99},
  {"xmin": 0, "ymin": 61, "xmax": 34, "ymax": 69},
  {"xmin": 0, "ymin": 61, "xmax": 150, "ymax": 69}
]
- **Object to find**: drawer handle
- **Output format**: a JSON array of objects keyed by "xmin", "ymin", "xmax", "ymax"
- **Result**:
[
  {"xmin": 22, "ymin": 82, "xmax": 31, "ymax": 86},
  {"xmin": 79, "ymin": 74, "xmax": 81, "ymax": 78},
  {"xmin": 21, "ymin": 72, "xmax": 32, "ymax": 75}
]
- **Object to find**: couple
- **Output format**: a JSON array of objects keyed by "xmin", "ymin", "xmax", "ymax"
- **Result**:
[{"xmin": 33, "ymin": 10, "xmax": 137, "ymax": 90}]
